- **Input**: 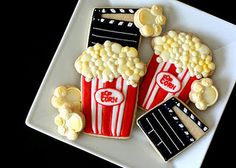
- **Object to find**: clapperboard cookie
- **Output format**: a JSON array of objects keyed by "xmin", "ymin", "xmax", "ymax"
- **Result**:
[
  {"xmin": 138, "ymin": 30, "xmax": 216, "ymax": 111},
  {"xmin": 88, "ymin": 8, "xmax": 141, "ymax": 49},
  {"xmin": 137, "ymin": 96, "xmax": 208, "ymax": 162},
  {"xmin": 75, "ymin": 41, "xmax": 146, "ymax": 138}
]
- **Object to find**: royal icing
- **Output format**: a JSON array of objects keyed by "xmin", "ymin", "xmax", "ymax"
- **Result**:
[
  {"xmin": 51, "ymin": 86, "xmax": 85, "ymax": 141},
  {"xmin": 134, "ymin": 5, "xmax": 166, "ymax": 37},
  {"xmin": 156, "ymin": 72, "xmax": 181, "ymax": 93},
  {"xmin": 55, "ymin": 108, "xmax": 85, "ymax": 141},
  {"xmin": 137, "ymin": 97, "xmax": 208, "ymax": 162},
  {"xmin": 189, "ymin": 78, "xmax": 218, "ymax": 110},
  {"xmin": 139, "ymin": 30, "xmax": 216, "ymax": 111},
  {"xmin": 152, "ymin": 30, "xmax": 215, "ymax": 79},
  {"xmin": 138, "ymin": 54, "xmax": 197, "ymax": 111},
  {"xmin": 74, "ymin": 41, "xmax": 146, "ymax": 87},
  {"xmin": 75, "ymin": 36, "xmax": 146, "ymax": 138},
  {"xmin": 81, "ymin": 76, "xmax": 137, "ymax": 138},
  {"xmin": 95, "ymin": 88, "xmax": 124, "ymax": 106},
  {"xmin": 88, "ymin": 8, "xmax": 141, "ymax": 49},
  {"xmin": 51, "ymin": 86, "xmax": 82, "ymax": 113}
]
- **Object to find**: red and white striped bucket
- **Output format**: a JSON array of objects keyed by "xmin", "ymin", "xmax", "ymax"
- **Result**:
[
  {"xmin": 81, "ymin": 76, "xmax": 138, "ymax": 138},
  {"xmin": 138, "ymin": 54, "xmax": 197, "ymax": 111}
]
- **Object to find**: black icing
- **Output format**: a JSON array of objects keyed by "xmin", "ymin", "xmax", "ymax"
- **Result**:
[
  {"xmin": 87, "ymin": 8, "xmax": 140, "ymax": 48},
  {"xmin": 137, "ymin": 97, "xmax": 208, "ymax": 162}
]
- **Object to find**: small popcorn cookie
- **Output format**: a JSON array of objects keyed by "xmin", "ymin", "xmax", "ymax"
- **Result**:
[
  {"xmin": 74, "ymin": 41, "xmax": 146, "ymax": 138},
  {"xmin": 138, "ymin": 30, "xmax": 215, "ymax": 111},
  {"xmin": 54, "ymin": 106, "xmax": 85, "ymax": 140},
  {"xmin": 88, "ymin": 8, "xmax": 141, "ymax": 49},
  {"xmin": 51, "ymin": 86, "xmax": 81, "ymax": 113},
  {"xmin": 137, "ymin": 97, "xmax": 208, "ymax": 162},
  {"xmin": 52, "ymin": 86, "xmax": 85, "ymax": 140},
  {"xmin": 189, "ymin": 78, "xmax": 218, "ymax": 110},
  {"xmin": 134, "ymin": 5, "xmax": 166, "ymax": 37}
]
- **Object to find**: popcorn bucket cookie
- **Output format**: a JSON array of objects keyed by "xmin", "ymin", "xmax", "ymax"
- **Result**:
[
  {"xmin": 138, "ymin": 53, "xmax": 197, "ymax": 111},
  {"xmin": 75, "ymin": 41, "xmax": 146, "ymax": 138},
  {"xmin": 138, "ymin": 31, "xmax": 215, "ymax": 111},
  {"xmin": 81, "ymin": 76, "xmax": 138, "ymax": 137}
]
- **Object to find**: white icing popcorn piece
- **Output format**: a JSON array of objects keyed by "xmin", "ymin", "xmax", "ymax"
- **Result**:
[
  {"xmin": 74, "ymin": 41, "xmax": 146, "ymax": 87},
  {"xmin": 55, "ymin": 109, "xmax": 85, "ymax": 140},
  {"xmin": 58, "ymin": 106, "xmax": 72, "ymax": 120},
  {"xmin": 54, "ymin": 115, "xmax": 65, "ymax": 126},
  {"xmin": 51, "ymin": 86, "xmax": 81, "ymax": 113},
  {"xmin": 51, "ymin": 86, "xmax": 85, "ymax": 140},
  {"xmin": 66, "ymin": 113, "xmax": 85, "ymax": 133},
  {"xmin": 66, "ymin": 130, "xmax": 79, "ymax": 140},
  {"xmin": 57, "ymin": 126, "xmax": 67, "ymax": 136},
  {"xmin": 189, "ymin": 78, "xmax": 218, "ymax": 110},
  {"xmin": 134, "ymin": 5, "xmax": 166, "ymax": 37},
  {"xmin": 54, "ymin": 86, "xmax": 67, "ymax": 97},
  {"xmin": 152, "ymin": 30, "xmax": 215, "ymax": 78}
]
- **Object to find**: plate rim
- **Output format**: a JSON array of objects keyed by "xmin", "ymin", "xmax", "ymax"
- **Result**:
[{"xmin": 25, "ymin": 0, "xmax": 236, "ymax": 167}]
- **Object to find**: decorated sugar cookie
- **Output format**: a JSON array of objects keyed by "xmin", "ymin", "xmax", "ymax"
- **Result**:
[
  {"xmin": 134, "ymin": 5, "xmax": 166, "ymax": 37},
  {"xmin": 74, "ymin": 41, "xmax": 146, "ymax": 138},
  {"xmin": 189, "ymin": 78, "xmax": 218, "ymax": 110},
  {"xmin": 88, "ymin": 8, "xmax": 141, "ymax": 49},
  {"xmin": 51, "ymin": 86, "xmax": 85, "ymax": 140},
  {"xmin": 51, "ymin": 86, "xmax": 81, "ymax": 113},
  {"xmin": 54, "ymin": 106, "xmax": 85, "ymax": 140},
  {"xmin": 137, "ymin": 96, "xmax": 208, "ymax": 162},
  {"xmin": 138, "ymin": 30, "xmax": 215, "ymax": 111}
]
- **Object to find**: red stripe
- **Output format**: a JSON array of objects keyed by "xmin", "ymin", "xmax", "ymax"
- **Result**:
[
  {"xmin": 138, "ymin": 54, "xmax": 159, "ymax": 107},
  {"xmin": 95, "ymin": 78, "xmax": 99, "ymax": 134},
  {"xmin": 149, "ymin": 64, "xmax": 177, "ymax": 109},
  {"xmin": 114, "ymin": 78, "xmax": 124, "ymax": 136},
  {"xmin": 178, "ymin": 76, "xmax": 197, "ymax": 102},
  {"xmin": 143, "ymin": 62, "xmax": 167, "ymax": 109},
  {"xmin": 120, "ymin": 85, "xmax": 138, "ymax": 137},
  {"xmin": 174, "ymin": 69, "xmax": 189, "ymax": 95},
  {"xmin": 101, "ymin": 78, "xmax": 117, "ymax": 136},
  {"xmin": 114, "ymin": 105, "xmax": 121, "ymax": 137},
  {"xmin": 168, "ymin": 64, "xmax": 178, "ymax": 77},
  {"xmin": 81, "ymin": 76, "xmax": 92, "ymax": 133}
]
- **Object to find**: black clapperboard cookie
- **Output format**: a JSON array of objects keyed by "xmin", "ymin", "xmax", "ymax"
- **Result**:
[
  {"xmin": 88, "ymin": 8, "xmax": 141, "ymax": 48},
  {"xmin": 137, "ymin": 96, "xmax": 208, "ymax": 162}
]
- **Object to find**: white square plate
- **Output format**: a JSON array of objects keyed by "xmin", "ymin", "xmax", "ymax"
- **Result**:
[{"xmin": 26, "ymin": 0, "xmax": 236, "ymax": 167}]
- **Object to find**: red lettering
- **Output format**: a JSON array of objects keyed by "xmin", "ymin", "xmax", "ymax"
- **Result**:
[
  {"xmin": 113, "ymin": 97, "xmax": 118, "ymax": 103},
  {"xmin": 100, "ymin": 91, "xmax": 118, "ymax": 103},
  {"xmin": 160, "ymin": 74, "xmax": 176, "ymax": 91}
]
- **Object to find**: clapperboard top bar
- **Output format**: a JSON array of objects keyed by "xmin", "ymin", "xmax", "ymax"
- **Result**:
[
  {"xmin": 87, "ymin": 8, "xmax": 141, "ymax": 48},
  {"xmin": 137, "ymin": 96, "xmax": 208, "ymax": 162}
]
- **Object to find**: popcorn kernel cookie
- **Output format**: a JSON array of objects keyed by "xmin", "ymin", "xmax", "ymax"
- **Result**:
[
  {"xmin": 134, "ymin": 5, "xmax": 166, "ymax": 37},
  {"xmin": 137, "ymin": 97, "xmax": 208, "ymax": 162},
  {"xmin": 54, "ymin": 110, "xmax": 85, "ymax": 140},
  {"xmin": 74, "ymin": 41, "xmax": 147, "ymax": 138},
  {"xmin": 51, "ymin": 86, "xmax": 81, "ymax": 113},
  {"xmin": 189, "ymin": 78, "xmax": 218, "ymax": 110},
  {"xmin": 51, "ymin": 86, "xmax": 85, "ymax": 141},
  {"xmin": 138, "ymin": 30, "xmax": 215, "ymax": 111}
]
